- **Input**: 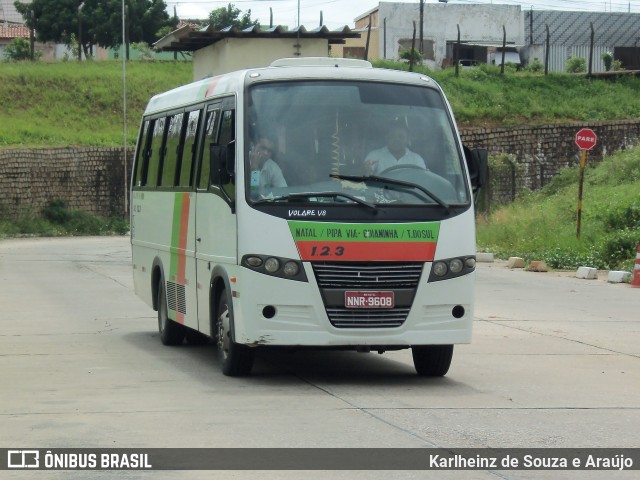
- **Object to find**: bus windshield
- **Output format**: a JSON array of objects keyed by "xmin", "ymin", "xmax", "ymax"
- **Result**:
[{"xmin": 246, "ymin": 80, "xmax": 469, "ymax": 207}]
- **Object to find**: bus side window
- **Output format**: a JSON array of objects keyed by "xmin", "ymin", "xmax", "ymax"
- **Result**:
[
  {"xmin": 198, "ymin": 108, "xmax": 220, "ymax": 190},
  {"xmin": 133, "ymin": 120, "xmax": 151, "ymax": 187},
  {"xmin": 217, "ymin": 110, "xmax": 236, "ymax": 196},
  {"xmin": 161, "ymin": 113, "xmax": 183, "ymax": 187},
  {"xmin": 146, "ymin": 117, "xmax": 167, "ymax": 188},
  {"xmin": 218, "ymin": 110, "xmax": 235, "ymax": 147},
  {"xmin": 178, "ymin": 109, "xmax": 201, "ymax": 187}
]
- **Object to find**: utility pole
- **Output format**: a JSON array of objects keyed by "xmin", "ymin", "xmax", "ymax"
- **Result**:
[
  {"xmin": 419, "ymin": 0, "xmax": 424, "ymax": 54},
  {"xmin": 78, "ymin": 2, "xmax": 84, "ymax": 61},
  {"xmin": 529, "ymin": 7, "xmax": 533, "ymax": 45},
  {"xmin": 173, "ymin": 6, "xmax": 178, "ymax": 60}
]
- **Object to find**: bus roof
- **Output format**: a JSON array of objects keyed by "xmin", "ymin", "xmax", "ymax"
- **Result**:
[{"xmin": 143, "ymin": 58, "xmax": 439, "ymax": 116}]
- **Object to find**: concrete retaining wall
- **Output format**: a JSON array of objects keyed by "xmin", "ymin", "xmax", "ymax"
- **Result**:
[
  {"xmin": 0, "ymin": 147, "xmax": 132, "ymax": 220},
  {"xmin": 1, "ymin": 119, "xmax": 638, "ymax": 219}
]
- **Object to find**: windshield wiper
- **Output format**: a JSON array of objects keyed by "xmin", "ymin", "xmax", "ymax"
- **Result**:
[
  {"xmin": 253, "ymin": 191, "xmax": 377, "ymax": 210},
  {"xmin": 330, "ymin": 173, "xmax": 451, "ymax": 213}
]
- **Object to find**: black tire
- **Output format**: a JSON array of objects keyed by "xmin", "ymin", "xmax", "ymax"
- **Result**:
[
  {"xmin": 215, "ymin": 289, "xmax": 255, "ymax": 376},
  {"xmin": 412, "ymin": 345, "xmax": 454, "ymax": 377},
  {"xmin": 184, "ymin": 328, "xmax": 210, "ymax": 346},
  {"xmin": 157, "ymin": 280, "xmax": 185, "ymax": 346}
]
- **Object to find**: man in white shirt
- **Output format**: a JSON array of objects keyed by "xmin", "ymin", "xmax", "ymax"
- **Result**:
[
  {"xmin": 249, "ymin": 137, "xmax": 287, "ymax": 194},
  {"xmin": 364, "ymin": 124, "xmax": 426, "ymax": 175}
]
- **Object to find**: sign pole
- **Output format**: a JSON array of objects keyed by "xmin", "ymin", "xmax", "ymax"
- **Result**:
[
  {"xmin": 574, "ymin": 127, "xmax": 597, "ymax": 239},
  {"xmin": 576, "ymin": 149, "xmax": 587, "ymax": 238}
]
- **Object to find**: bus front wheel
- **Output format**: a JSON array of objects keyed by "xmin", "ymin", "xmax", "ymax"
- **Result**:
[
  {"xmin": 411, "ymin": 345, "xmax": 453, "ymax": 377},
  {"xmin": 157, "ymin": 280, "xmax": 185, "ymax": 346},
  {"xmin": 215, "ymin": 290, "xmax": 255, "ymax": 376}
]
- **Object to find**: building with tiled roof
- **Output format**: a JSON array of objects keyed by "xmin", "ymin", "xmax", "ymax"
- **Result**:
[{"xmin": 0, "ymin": 22, "xmax": 30, "ymax": 40}]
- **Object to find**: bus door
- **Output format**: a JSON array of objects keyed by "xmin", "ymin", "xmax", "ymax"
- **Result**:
[{"xmin": 195, "ymin": 101, "xmax": 238, "ymax": 336}]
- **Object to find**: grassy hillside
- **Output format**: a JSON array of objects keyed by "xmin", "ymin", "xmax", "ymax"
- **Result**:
[
  {"xmin": 1, "ymin": 60, "xmax": 640, "ymax": 147},
  {"xmin": 477, "ymin": 146, "xmax": 640, "ymax": 271},
  {"xmin": 0, "ymin": 61, "xmax": 192, "ymax": 147}
]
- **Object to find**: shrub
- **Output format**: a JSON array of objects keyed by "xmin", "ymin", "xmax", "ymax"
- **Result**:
[
  {"xmin": 525, "ymin": 59, "xmax": 544, "ymax": 73},
  {"xmin": 602, "ymin": 205, "xmax": 640, "ymax": 230},
  {"xmin": 41, "ymin": 200, "xmax": 129, "ymax": 236},
  {"xmin": 601, "ymin": 51, "xmax": 613, "ymax": 71},
  {"xmin": 600, "ymin": 230, "xmax": 640, "ymax": 269},
  {"xmin": 566, "ymin": 56, "xmax": 586, "ymax": 73},
  {"xmin": 399, "ymin": 48, "xmax": 422, "ymax": 66},
  {"xmin": 3, "ymin": 38, "xmax": 41, "ymax": 62}
]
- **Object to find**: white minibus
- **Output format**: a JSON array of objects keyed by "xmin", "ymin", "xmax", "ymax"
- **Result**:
[{"xmin": 131, "ymin": 58, "xmax": 487, "ymax": 376}]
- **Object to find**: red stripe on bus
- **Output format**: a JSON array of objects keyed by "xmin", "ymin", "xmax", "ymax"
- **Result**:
[
  {"xmin": 205, "ymin": 76, "xmax": 221, "ymax": 97},
  {"xmin": 295, "ymin": 241, "xmax": 437, "ymax": 262}
]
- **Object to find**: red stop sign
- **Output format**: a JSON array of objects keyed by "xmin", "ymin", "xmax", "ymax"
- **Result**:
[{"xmin": 575, "ymin": 128, "xmax": 598, "ymax": 150}]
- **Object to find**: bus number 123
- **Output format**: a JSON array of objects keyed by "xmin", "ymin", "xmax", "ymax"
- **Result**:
[{"xmin": 310, "ymin": 245, "xmax": 345, "ymax": 257}]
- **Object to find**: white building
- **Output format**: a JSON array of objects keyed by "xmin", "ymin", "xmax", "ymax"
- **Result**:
[{"xmin": 335, "ymin": 2, "xmax": 524, "ymax": 69}]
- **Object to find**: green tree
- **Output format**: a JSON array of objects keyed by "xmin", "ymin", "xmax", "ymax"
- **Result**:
[
  {"xmin": 208, "ymin": 3, "xmax": 259, "ymax": 31},
  {"xmin": 14, "ymin": 0, "xmax": 174, "ymax": 58}
]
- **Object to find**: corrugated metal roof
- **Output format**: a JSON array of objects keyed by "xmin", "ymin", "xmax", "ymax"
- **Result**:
[
  {"xmin": 1, "ymin": 0, "xmax": 29, "ymax": 24},
  {"xmin": 525, "ymin": 10, "xmax": 640, "ymax": 47},
  {"xmin": 155, "ymin": 24, "xmax": 361, "ymax": 52}
]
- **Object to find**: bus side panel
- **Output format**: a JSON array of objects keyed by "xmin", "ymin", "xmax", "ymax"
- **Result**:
[
  {"xmin": 194, "ymin": 191, "xmax": 238, "ymax": 337},
  {"xmin": 131, "ymin": 191, "xmax": 198, "ymax": 331}
]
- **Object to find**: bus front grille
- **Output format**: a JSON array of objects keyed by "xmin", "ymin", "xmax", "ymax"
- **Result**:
[
  {"xmin": 325, "ymin": 307, "xmax": 411, "ymax": 328},
  {"xmin": 312, "ymin": 262, "xmax": 424, "ymax": 329},
  {"xmin": 312, "ymin": 262, "xmax": 423, "ymax": 288}
]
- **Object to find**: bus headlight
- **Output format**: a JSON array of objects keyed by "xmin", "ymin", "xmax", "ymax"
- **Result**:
[
  {"xmin": 245, "ymin": 256, "xmax": 263, "ymax": 267},
  {"xmin": 429, "ymin": 256, "xmax": 477, "ymax": 282},
  {"xmin": 283, "ymin": 261, "xmax": 299, "ymax": 277},
  {"xmin": 432, "ymin": 261, "xmax": 448, "ymax": 277},
  {"xmin": 264, "ymin": 257, "xmax": 280, "ymax": 273},
  {"xmin": 241, "ymin": 254, "xmax": 308, "ymax": 282},
  {"xmin": 449, "ymin": 258, "xmax": 464, "ymax": 274}
]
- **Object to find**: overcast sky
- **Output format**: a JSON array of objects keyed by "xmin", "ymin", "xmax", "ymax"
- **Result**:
[{"xmin": 164, "ymin": 0, "xmax": 640, "ymax": 29}]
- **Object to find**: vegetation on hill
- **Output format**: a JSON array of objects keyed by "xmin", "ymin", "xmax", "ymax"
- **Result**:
[
  {"xmin": 1, "ymin": 60, "xmax": 640, "ymax": 147},
  {"xmin": 476, "ymin": 146, "xmax": 640, "ymax": 271},
  {"xmin": 0, "ymin": 61, "xmax": 192, "ymax": 147},
  {"xmin": 374, "ymin": 60, "xmax": 640, "ymax": 127}
]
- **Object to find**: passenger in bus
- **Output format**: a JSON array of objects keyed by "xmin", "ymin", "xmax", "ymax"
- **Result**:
[
  {"xmin": 249, "ymin": 137, "xmax": 287, "ymax": 193},
  {"xmin": 363, "ymin": 124, "xmax": 426, "ymax": 175}
]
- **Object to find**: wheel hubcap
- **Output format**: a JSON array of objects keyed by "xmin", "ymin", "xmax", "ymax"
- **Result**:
[{"xmin": 217, "ymin": 304, "xmax": 230, "ymax": 360}]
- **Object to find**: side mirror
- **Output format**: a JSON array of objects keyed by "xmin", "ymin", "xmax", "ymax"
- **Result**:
[{"xmin": 465, "ymin": 147, "xmax": 488, "ymax": 194}]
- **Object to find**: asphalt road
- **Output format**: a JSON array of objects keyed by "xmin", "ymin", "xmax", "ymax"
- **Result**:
[{"xmin": 1, "ymin": 236, "xmax": 638, "ymax": 479}]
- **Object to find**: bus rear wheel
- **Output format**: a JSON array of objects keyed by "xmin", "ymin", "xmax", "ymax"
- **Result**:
[
  {"xmin": 412, "ymin": 345, "xmax": 453, "ymax": 377},
  {"xmin": 215, "ymin": 289, "xmax": 255, "ymax": 376},
  {"xmin": 157, "ymin": 280, "xmax": 185, "ymax": 346}
]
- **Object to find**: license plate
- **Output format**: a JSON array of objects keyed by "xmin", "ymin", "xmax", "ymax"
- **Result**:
[{"xmin": 345, "ymin": 291, "xmax": 395, "ymax": 309}]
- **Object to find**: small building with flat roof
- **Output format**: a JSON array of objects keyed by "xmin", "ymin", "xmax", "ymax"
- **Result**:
[{"xmin": 155, "ymin": 24, "xmax": 361, "ymax": 80}]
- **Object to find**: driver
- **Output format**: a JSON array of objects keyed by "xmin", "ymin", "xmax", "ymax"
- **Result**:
[{"xmin": 363, "ymin": 124, "xmax": 426, "ymax": 175}]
